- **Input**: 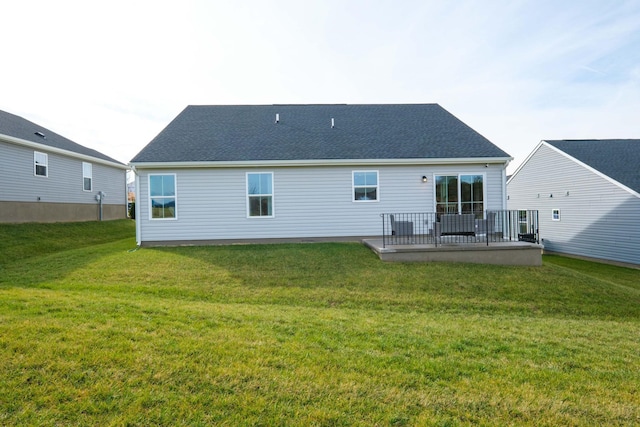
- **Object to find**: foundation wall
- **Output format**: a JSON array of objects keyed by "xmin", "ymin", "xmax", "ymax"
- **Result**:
[
  {"xmin": 0, "ymin": 201, "xmax": 126, "ymax": 223},
  {"xmin": 364, "ymin": 240, "xmax": 543, "ymax": 266}
]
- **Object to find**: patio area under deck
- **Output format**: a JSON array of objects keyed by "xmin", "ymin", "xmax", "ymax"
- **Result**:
[{"xmin": 363, "ymin": 239, "xmax": 543, "ymax": 266}]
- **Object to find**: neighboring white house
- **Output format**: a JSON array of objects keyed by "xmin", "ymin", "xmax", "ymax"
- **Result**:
[
  {"xmin": 0, "ymin": 110, "xmax": 129, "ymax": 223},
  {"xmin": 130, "ymin": 104, "xmax": 513, "ymax": 246},
  {"xmin": 507, "ymin": 139, "xmax": 640, "ymax": 266}
]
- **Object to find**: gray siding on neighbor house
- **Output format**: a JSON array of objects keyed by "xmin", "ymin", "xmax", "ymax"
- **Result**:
[
  {"xmin": 507, "ymin": 143, "xmax": 640, "ymax": 265},
  {"xmin": 137, "ymin": 164, "xmax": 505, "ymax": 243},
  {"xmin": 0, "ymin": 140, "xmax": 126, "ymax": 206}
]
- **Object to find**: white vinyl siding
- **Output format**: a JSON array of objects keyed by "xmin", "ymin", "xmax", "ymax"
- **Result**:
[
  {"xmin": 508, "ymin": 143, "xmax": 640, "ymax": 265},
  {"xmin": 136, "ymin": 164, "xmax": 506, "ymax": 243},
  {"xmin": 1, "ymin": 141, "xmax": 126, "ymax": 205}
]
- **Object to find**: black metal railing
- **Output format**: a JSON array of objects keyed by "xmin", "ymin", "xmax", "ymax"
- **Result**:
[{"xmin": 380, "ymin": 210, "xmax": 539, "ymax": 248}]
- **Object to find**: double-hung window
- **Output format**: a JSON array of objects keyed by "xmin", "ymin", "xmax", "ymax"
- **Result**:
[
  {"xmin": 247, "ymin": 172, "xmax": 273, "ymax": 217},
  {"xmin": 435, "ymin": 174, "xmax": 484, "ymax": 218},
  {"xmin": 149, "ymin": 174, "xmax": 177, "ymax": 219},
  {"xmin": 82, "ymin": 162, "xmax": 92, "ymax": 191},
  {"xmin": 552, "ymin": 209, "xmax": 561, "ymax": 221},
  {"xmin": 34, "ymin": 151, "xmax": 48, "ymax": 177},
  {"xmin": 353, "ymin": 171, "xmax": 378, "ymax": 201}
]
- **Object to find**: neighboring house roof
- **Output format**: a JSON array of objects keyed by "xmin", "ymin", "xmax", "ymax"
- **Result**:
[
  {"xmin": 0, "ymin": 110, "xmax": 125, "ymax": 167},
  {"xmin": 544, "ymin": 139, "xmax": 640, "ymax": 194},
  {"xmin": 130, "ymin": 104, "xmax": 511, "ymax": 164}
]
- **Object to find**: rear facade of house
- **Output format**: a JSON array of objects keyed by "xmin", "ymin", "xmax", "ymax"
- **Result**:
[
  {"xmin": 507, "ymin": 140, "xmax": 640, "ymax": 266},
  {"xmin": 130, "ymin": 104, "xmax": 513, "ymax": 246},
  {"xmin": 0, "ymin": 110, "xmax": 129, "ymax": 223}
]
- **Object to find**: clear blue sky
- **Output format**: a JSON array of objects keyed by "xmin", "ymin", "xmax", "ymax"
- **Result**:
[{"xmin": 2, "ymin": 0, "xmax": 639, "ymax": 172}]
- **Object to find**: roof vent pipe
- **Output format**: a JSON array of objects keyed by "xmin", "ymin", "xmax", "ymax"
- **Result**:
[
  {"xmin": 331, "ymin": 118, "xmax": 335, "ymax": 128},
  {"xmin": 275, "ymin": 113, "xmax": 279, "ymax": 124}
]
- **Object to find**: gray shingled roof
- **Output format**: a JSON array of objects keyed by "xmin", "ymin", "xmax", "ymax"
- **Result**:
[
  {"xmin": 0, "ymin": 110, "xmax": 124, "ymax": 165},
  {"xmin": 545, "ymin": 139, "xmax": 640, "ymax": 194},
  {"xmin": 131, "ymin": 104, "xmax": 511, "ymax": 163}
]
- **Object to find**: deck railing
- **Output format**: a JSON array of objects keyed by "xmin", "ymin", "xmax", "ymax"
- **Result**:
[{"xmin": 380, "ymin": 210, "xmax": 539, "ymax": 248}]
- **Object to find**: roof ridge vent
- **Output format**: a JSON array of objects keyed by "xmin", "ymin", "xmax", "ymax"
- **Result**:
[
  {"xmin": 275, "ymin": 113, "xmax": 279, "ymax": 124},
  {"xmin": 34, "ymin": 131, "xmax": 46, "ymax": 138}
]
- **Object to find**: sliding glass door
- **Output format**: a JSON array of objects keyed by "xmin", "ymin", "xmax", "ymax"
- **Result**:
[{"xmin": 435, "ymin": 174, "xmax": 484, "ymax": 218}]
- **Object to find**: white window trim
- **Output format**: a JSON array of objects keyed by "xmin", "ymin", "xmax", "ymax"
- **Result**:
[
  {"xmin": 352, "ymin": 170, "xmax": 380, "ymax": 202},
  {"xmin": 518, "ymin": 209, "xmax": 529, "ymax": 233},
  {"xmin": 82, "ymin": 162, "xmax": 92, "ymax": 192},
  {"xmin": 148, "ymin": 173, "xmax": 178, "ymax": 221},
  {"xmin": 246, "ymin": 172, "xmax": 275, "ymax": 218},
  {"xmin": 552, "ymin": 209, "xmax": 561, "ymax": 221},
  {"xmin": 433, "ymin": 173, "xmax": 487, "ymax": 215},
  {"xmin": 34, "ymin": 151, "xmax": 48, "ymax": 177}
]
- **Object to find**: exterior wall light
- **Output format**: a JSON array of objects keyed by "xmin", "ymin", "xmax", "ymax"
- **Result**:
[{"xmin": 422, "ymin": 176, "xmax": 427, "ymax": 183}]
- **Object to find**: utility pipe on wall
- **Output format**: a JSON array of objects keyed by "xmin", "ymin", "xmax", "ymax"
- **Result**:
[{"xmin": 96, "ymin": 191, "xmax": 106, "ymax": 221}]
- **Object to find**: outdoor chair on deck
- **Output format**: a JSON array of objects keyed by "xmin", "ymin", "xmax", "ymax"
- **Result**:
[
  {"xmin": 390, "ymin": 214, "xmax": 414, "ymax": 237},
  {"xmin": 438, "ymin": 214, "xmax": 476, "ymax": 236},
  {"xmin": 475, "ymin": 211, "xmax": 496, "ymax": 235}
]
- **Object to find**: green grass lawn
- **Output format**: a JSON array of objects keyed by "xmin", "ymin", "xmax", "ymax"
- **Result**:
[{"xmin": 1, "ymin": 220, "xmax": 639, "ymax": 426}]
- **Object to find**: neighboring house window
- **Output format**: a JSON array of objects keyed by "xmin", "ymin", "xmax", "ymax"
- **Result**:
[
  {"xmin": 353, "ymin": 171, "xmax": 378, "ymax": 201},
  {"xmin": 247, "ymin": 172, "xmax": 273, "ymax": 217},
  {"xmin": 149, "ymin": 174, "xmax": 177, "ymax": 219},
  {"xmin": 83, "ymin": 162, "xmax": 92, "ymax": 191},
  {"xmin": 34, "ymin": 151, "xmax": 48, "ymax": 177},
  {"xmin": 552, "ymin": 209, "xmax": 560, "ymax": 221},
  {"xmin": 518, "ymin": 210, "xmax": 528, "ymax": 233},
  {"xmin": 436, "ymin": 174, "xmax": 484, "ymax": 217}
]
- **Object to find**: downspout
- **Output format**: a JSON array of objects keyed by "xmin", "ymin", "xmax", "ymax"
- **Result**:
[
  {"xmin": 501, "ymin": 160, "xmax": 509, "ymax": 211},
  {"xmin": 131, "ymin": 165, "xmax": 141, "ymax": 246}
]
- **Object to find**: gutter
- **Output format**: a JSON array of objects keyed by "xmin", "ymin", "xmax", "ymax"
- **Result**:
[
  {"xmin": 129, "ymin": 156, "xmax": 514, "ymax": 169},
  {"xmin": 0, "ymin": 133, "xmax": 129, "ymax": 170}
]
